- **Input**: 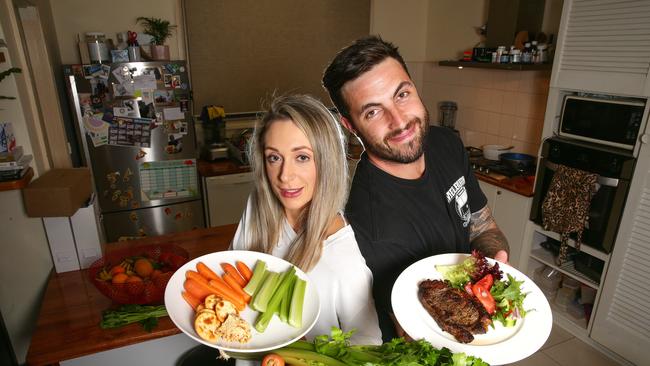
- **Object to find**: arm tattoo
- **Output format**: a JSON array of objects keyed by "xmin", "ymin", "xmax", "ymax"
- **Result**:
[{"xmin": 469, "ymin": 205, "xmax": 509, "ymax": 257}]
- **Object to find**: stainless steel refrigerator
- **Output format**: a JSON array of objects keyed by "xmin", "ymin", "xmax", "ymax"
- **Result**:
[{"xmin": 64, "ymin": 61, "xmax": 204, "ymax": 242}]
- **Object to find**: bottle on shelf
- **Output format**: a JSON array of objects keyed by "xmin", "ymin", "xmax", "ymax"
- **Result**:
[
  {"xmin": 531, "ymin": 40, "xmax": 539, "ymax": 63},
  {"xmin": 522, "ymin": 42, "xmax": 532, "ymax": 64}
]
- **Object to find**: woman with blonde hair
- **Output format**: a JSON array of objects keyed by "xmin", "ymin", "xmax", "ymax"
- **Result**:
[{"xmin": 231, "ymin": 94, "xmax": 381, "ymax": 346}]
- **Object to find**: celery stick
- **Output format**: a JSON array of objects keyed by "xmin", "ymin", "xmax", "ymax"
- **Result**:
[
  {"xmin": 279, "ymin": 275, "xmax": 296, "ymax": 323},
  {"xmin": 289, "ymin": 277, "xmax": 306, "ymax": 328},
  {"xmin": 254, "ymin": 266, "xmax": 296, "ymax": 332},
  {"xmin": 243, "ymin": 260, "xmax": 267, "ymax": 296},
  {"xmin": 251, "ymin": 271, "xmax": 279, "ymax": 312}
]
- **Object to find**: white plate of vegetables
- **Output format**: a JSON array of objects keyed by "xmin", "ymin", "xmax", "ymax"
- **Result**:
[
  {"xmin": 392, "ymin": 252, "xmax": 552, "ymax": 365},
  {"xmin": 164, "ymin": 250, "xmax": 320, "ymax": 354}
]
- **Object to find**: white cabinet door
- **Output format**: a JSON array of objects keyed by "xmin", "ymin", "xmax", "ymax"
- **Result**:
[
  {"xmin": 478, "ymin": 180, "xmax": 496, "ymax": 211},
  {"xmin": 477, "ymin": 180, "xmax": 531, "ymax": 268},
  {"xmin": 589, "ymin": 142, "xmax": 650, "ymax": 366},
  {"xmin": 552, "ymin": 0, "xmax": 650, "ymax": 96}
]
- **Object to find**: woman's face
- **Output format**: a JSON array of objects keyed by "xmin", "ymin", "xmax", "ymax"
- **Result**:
[{"xmin": 263, "ymin": 119, "xmax": 317, "ymax": 226}]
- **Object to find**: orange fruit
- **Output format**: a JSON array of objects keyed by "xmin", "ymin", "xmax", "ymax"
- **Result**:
[
  {"xmin": 111, "ymin": 273, "xmax": 129, "ymax": 284},
  {"xmin": 151, "ymin": 269, "xmax": 163, "ymax": 279},
  {"xmin": 110, "ymin": 265, "xmax": 125, "ymax": 276},
  {"xmin": 126, "ymin": 275, "xmax": 144, "ymax": 295},
  {"xmin": 134, "ymin": 258, "xmax": 154, "ymax": 278}
]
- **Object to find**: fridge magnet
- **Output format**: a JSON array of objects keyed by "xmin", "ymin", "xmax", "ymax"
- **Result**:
[
  {"xmin": 129, "ymin": 212, "xmax": 138, "ymax": 222},
  {"xmin": 82, "ymin": 113, "xmax": 110, "ymax": 147},
  {"xmin": 135, "ymin": 149, "xmax": 147, "ymax": 160},
  {"xmin": 142, "ymin": 67, "xmax": 162, "ymax": 80},
  {"xmin": 163, "ymin": 107, "xmax": 184, "ymax": 121},
  {"xmin": 154, "ymin": 89, "xmax": 174, "ymax": 105},
  {"xmin": 180, "ymin": 82, "xmax": 188, "ymax": 90},
  {"xmin": 138, "ymin": 99, "xmax": 156, "ymax": 119},
  {"xmin": 163, "ymin": 73, "xmax": 172, "ymax": 88},
  {"xmin": 98, "ymin": 64, "xmax": 111, "ymax": 79},
  {"xmin": 125, "ymin": 186, "xmax": 134, "ymax": 200},
  {"xmin": 174, "ymin": 212, "xmax": 183, "ymax": 221},
  {"xmin": 123, "ymin": 168, "xmax": 133, "ymax": 182},
  {"xmin": 121, "ymin": 99, "xmax": 141, "ymax": 118},
  {"xmin": 119, "ymin": 195, "xmax": 129, "ymax": 208},
  {"xmin": 111, "ymin": 49, "xmax": 129, "ymax": 63},
  {"xmin": 185, "ymin": 209, "xmax": 193, "ymax": 218},
  {"xmin": 165, "ymin": 133, "xmax": 183, "ymax": 154},
  {"xmin": 71, "ymin": 65, "xmax": 84, "ymax": 78},
  {"xmin": 179, "ymin": 66, "xmax": 185, "ymax": 73},
  {"xmin": 138, "ymin": 159, "xmax": 198, "ymax": 201},
  {"xmin": 111, "ymin": 190, "xmax": 121, "ymax": 202},
  {"xmin": 131, "ymin": 201, "xmax": 140, "ymax": 209},
  {"xmin": 133, "ymin": 73, "xmax": 157, "ymax": 90},
  {"xmin": 180, "ymin": 99, "xmax": 189, "ymax": 112},
  {"xmin": 164, "ymin": 63, "xmax": 179, "ymax": 74},
  {"xmin": 112, "ymin": 82, "xmax": 135, "ymax": 97},
  {"xmin": 90, "ymin": 94, "xmax": 103, "ymax": 109},
  {"xmin": 108, "ymin": 117, "xmax": 152, "ymax": 147},
  {"xmin": 91, "ymin": 78, "xmax": 110, "ymax": 101},
  {"xmin": 171, "ymin": 75, "xmax": 182, "ymax": 89},
  {"xmin": 112, "ymin": 66, "xmax": 131, "ymax": 84},
  {"xmin": 141, "ymin": 89, "xmax": 155, "ymax": 105},
  {"xmin": 82, "ymin": 64, "xmax": 102, "ymax": 78},
  {"xmin": 164, "ymin": 207, "xmax": 172, "ymax": 215}
]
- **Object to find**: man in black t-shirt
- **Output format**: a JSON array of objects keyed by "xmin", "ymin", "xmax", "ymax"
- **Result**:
[{"xmin": 322, "ymin": 36, "xmax": 510, "ymax": 342}]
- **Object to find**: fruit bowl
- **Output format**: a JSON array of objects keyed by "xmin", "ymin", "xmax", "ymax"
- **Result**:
[{"xmin": 88, "ymin": 244, "xmax": 189, "ymax": 304}]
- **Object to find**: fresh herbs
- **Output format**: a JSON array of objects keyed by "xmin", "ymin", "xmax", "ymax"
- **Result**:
[
  {"xmin": 100, "ymin": 304, "xmax": 168, "ymax": 332},
  {"xmin": 490, "ymin": 274, "xmax": 529, "ymax": 327},
  {"xmin": 271, "ymin": 327, "xmax": 489, "ymax": 366}
]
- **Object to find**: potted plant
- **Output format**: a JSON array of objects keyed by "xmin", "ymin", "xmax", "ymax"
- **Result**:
[{"xmin": 136, "ymin": 17, "xmax": 176, "ymax": 60}]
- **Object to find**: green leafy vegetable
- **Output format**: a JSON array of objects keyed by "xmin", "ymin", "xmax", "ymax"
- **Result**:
[
  {"xmin": 490, "ymin": 273, "xmax": 530, "ymax": 327},
  {"xmin": 100, "ymin": 304, "xmax": 167, "ymax": 332},
  {"xmin": 272, "ymin": 327, "xmax": 489, "ymax": 365}
]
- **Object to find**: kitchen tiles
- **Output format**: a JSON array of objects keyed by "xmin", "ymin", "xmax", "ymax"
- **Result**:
[{"xmin": 420, "ymin": 63, "xmax": 551, "ymax": 156}]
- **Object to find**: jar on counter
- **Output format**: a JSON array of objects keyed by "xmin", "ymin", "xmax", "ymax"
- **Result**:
[
  {"xmin": 537, "ymin": 44, "xmax": 548, "ymax": 63},
  {"xmin": 511, "ymin": 49, "xmax": 522, "ymax": 63},
  {"xmin": 86, "ymin": 32, "xmax": 109, "ymax": 63},
  {"xmin": 499, "ymin": 49, "xmax": 510, "ymax": 64}
]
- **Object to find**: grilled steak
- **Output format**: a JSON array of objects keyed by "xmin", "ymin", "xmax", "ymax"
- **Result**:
[{"xmin": 418, "ymin": 279, "xmax": 492, "ymax": 343}]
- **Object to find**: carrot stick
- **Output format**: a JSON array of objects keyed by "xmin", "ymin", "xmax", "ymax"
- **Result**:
[
  {"xmin": 196, "ymin": 262, "xmax": 220, "ymax": 281},
  {"xmin": 221, "ymin": 263, "xmax": 247, "ymax": 287},
  {"xmin": 183, "ymin": 278, "xmax": 211, "ymax": 301},
  {"xmin": 208, "ymin": 279, "xmax": 246, "ymax": 310},
  {"xmin": 181, "ymin": 290, "xmax": 201, "ymax": 310},
  {"xmin": 223, "ymin": 273, "xmax": 251, "ymax": 303},
  {"xmin": 236, "ymin": 261, "xmax": 253, "ymax": 282},
  {"xmin": 186, "ymin": 270, "xmax": 209, "ymax": 284}
]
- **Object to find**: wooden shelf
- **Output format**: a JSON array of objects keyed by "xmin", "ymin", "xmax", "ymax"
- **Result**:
[
  {"xmin": 438, "ymin": 60, "xmax": 552, "ymax": 71},
  {"xmin": 0, "ymin": 167, "xmax": 33, "ymax": 191}
]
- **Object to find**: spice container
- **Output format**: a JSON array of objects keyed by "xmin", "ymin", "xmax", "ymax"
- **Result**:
[
  {"xmin": 510, "ymin": 49, "xmax": 521, "ymax": 63},
  {"xmin": 499, "ymin": 49, "xmax": 510, "ymax": 64},
  {"xmin": 495, "ymin": 46, "xmax": 506, "ymax": 63},
  {"xmin": 86, "ymin": 32, "xmax": 109, "ymax": 63}
]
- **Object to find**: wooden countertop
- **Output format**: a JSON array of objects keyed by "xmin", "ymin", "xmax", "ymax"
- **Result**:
[
  {"xmin": 25, "ymin": 225, "xmax": 237, "ymax": 366},
  {"xmin": 475, "ymin": 173, "xmax": 535, "ymax": 197},
  {"xmin": 198, "ymin": 159, "xmax": 251, "ymax": 177}
]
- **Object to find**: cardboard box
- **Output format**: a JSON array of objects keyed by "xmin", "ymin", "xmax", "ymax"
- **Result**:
[{"xmin": 23, "ymin": 168, "xmax": 92, "ymax": 217}]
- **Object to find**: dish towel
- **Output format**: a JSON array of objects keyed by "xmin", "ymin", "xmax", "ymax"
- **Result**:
[{"xmin": 541, "ymin": 164, "xmax": 598, "ymax": 265}]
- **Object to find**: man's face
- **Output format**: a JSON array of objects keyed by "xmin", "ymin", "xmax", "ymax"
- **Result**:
[{"xmin": 341, "ymin": 58, "xmax": 429, "ymax": 164}]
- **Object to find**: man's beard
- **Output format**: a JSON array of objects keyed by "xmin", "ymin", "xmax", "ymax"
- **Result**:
[{"xmin": 359, "ymin": 109, "xmax": 429, "ymax": 164}]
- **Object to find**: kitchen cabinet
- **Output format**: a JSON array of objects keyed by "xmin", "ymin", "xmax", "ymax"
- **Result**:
[
  {"xmin": 550, "ymin": 0, "xmax": 650, "ymax": 97},
  {"xmin": 478, "ymin": 180, "xmax": 532, "ymax": 269}
]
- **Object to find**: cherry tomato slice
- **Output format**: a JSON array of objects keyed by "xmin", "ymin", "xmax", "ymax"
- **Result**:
[
  {"xmin": 472, "ymin": 282, "xmax": 496, "ymax": 314},
  {"xmin": 261, "ymin": 353, "xmax": 285, "ymax": 366}
]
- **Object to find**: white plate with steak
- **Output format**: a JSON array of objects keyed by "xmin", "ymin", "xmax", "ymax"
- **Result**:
[{"xmin": 391, "ymin": 253, "xmax": 552, "ymax": 365}]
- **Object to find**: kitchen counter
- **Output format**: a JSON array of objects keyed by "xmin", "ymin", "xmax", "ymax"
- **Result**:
[
  {"xmin": 25, "ymin": 225, "xmax": 237, "ymax": 366},
  {"xmin": 198, "ymin": 159, "xmax": 251, "ymax": 177},
  {"xmin": 474, "ymin": 173, "xmax": 535, "ymax": 197}
]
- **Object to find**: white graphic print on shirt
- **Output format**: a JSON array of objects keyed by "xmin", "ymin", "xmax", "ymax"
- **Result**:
[{"xmin": 445, "ymin": 176, "xmax": 471, "ymax": 227}]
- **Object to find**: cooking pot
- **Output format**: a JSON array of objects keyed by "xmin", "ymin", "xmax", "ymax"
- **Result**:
[
  {"xmin": 482, "ymin": 144, "xmax": 513, "ymax": 160},
  {"xmin": 499, "ymin": 152, "xmax": 536, "ymax": 171}
]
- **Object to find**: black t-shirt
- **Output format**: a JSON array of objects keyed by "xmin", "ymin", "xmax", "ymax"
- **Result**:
[{"xmin": 346, "ymin": 126, "xmax": 487, "ymax": 342}]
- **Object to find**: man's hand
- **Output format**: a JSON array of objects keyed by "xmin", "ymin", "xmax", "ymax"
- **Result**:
[
  {"xmin": 390, "ymin": 313, "xmax": 413, "ymax": 341},
  {"xmin": 469, "ymin": 205, "xmax": 510, "ymax": 261}
]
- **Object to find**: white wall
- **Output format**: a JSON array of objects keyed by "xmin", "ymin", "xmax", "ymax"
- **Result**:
[
  {"xmin": 0, "ymin": 9, "xmax": 53, "ymax": 364},
  {"xmin": 426, "ymin": 0, "xmax": 488, "ymax": 62},
  {"xmin": 48, "ymin": 0, "xmax": 185, "ymax": 64},
  {"xmin": 370, "ymin": 0, "xmax": 429, "ymax": 62}
]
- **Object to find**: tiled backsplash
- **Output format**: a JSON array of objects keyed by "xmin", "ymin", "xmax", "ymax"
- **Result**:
[{"xmin": 411, "ymin": 62, "xmax": 550, "ymax": 157}]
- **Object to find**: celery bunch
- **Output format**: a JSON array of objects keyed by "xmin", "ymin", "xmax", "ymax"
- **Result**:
[{"xmin": 245, "ymin": 260, "xmax": 306, "ymax": 332}]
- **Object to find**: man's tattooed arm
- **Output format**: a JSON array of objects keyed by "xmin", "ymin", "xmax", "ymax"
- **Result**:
[{"xmin": 469, "ymin": 205, "xmax": 510, "ymax": 260}]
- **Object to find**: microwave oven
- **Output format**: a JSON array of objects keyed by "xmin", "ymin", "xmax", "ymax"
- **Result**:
[{"xmin": 559, "ymin": 95, "xmax": 646, "ymax": 150}]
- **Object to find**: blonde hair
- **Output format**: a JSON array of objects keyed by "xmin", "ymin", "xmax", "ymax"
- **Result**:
[{"xmin": 245, "ymin": 94, "xmax": 348, "ymax": 272}]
